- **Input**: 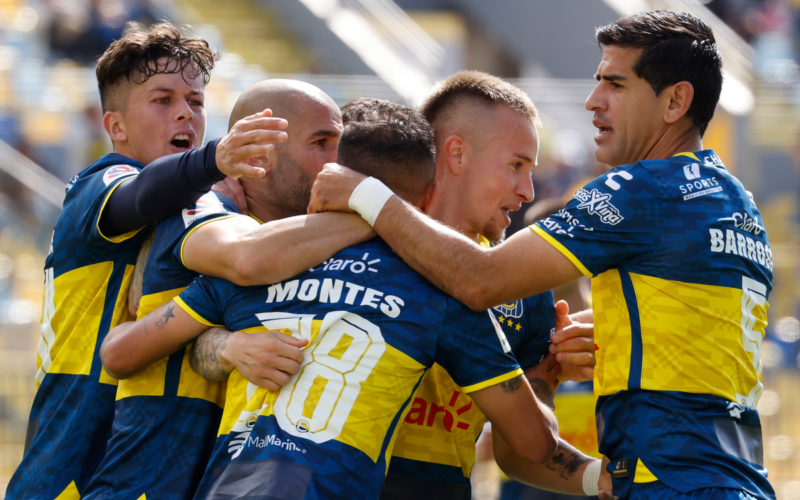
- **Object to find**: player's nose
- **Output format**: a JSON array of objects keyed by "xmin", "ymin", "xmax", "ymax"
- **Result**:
[
  {"xmin": 585, "ymin": 83, "xmax": 604, "ymax": 112},
  {"xmin": 174, "ymin": 98, "xmax": 194, "ymax": 122},
  {"xmin": 516, "ymin": 174, "xmax": 534, "ymax": 203}
]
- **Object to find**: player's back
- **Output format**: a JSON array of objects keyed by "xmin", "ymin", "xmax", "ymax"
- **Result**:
[
  {"xmin": 535, "ymin": 149, "xmax": 774, "ymax": 499},
  {"xmin": 8, "ymin": 155, "xmax": 148, "ymax": 499},
  {"xmin": 177, "ymin": 238, "xmax": 522, "ymax": 500}
]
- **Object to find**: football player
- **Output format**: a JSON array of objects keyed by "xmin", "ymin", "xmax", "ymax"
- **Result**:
[
  {"xmin": 8, "ymin": 22, "xmax": 288, "ymax": 500},
  {"xmin": 378, "ymin": 73, "xmax": 601, "ymax": 500},
  {"xmin": 309, "ymin": 11, "xmax": 775, "ymax": 500}
]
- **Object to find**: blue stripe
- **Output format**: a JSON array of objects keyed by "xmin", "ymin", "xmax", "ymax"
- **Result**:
[{"xmin": 618, "ymin": 269, "xmax": 643, "ymax": 390}]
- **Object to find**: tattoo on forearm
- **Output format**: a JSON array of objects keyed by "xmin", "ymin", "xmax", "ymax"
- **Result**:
[
  {"xmin": 499, "ymin": 376, "xmax": 523, "ymax": 393},
  {"xmin": 190, "ymin": 328, "xmax": 231, "ymax": 383},
  {"xmin": 527, "ymin": 377, "xmax": 556, "ymax": 410},
  {"xmin": 155, "ymin": 305, "xmax": 175, "ymax": 329},
  {"xmin": 543, "ymin": 440, "xmax": 592, "ymax": 481}
]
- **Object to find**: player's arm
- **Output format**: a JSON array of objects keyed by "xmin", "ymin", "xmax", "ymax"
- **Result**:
[
  {"xmin": 308, "ymin": 165, "xmax": 582, "ymax": 310},
  {"xmin": 189, "ymin": 327, "xmax": 307, "ymax": 391},
  {"xmin": 495, "ymin": 433, "xmax": 602, "ymax": 496},
  {"xmin": 491, "ymin": 352, "xmax": 606, "ymax": 495},
  {"xmin": 182, "ymin": 212, "xmax": 374, "ymax": 286},
  {"xmin": 469, "ymin": 375, "xmax": 559, "ymax": 464},
  {"xmin": 100, "ymin": 300, "xmax": 208, "ymax": 379},
  {"xmin": 99, "ymin": 110, "xmax": 288, "ymax": 237}
]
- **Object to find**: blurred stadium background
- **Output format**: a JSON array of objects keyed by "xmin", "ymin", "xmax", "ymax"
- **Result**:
[{"xmin": 0, "ymin": 0, "xmax": 798, "ymax": 497}]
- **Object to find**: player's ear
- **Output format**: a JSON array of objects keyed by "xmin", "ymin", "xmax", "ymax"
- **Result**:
[
  {"xmin": 247, "ymin": 152, "xmax": 274, "ymax": 174},
  {"xmin": 103, "ymin": 111, "xmax": 127, "ymax": 143},
  {"xmin": 664, "ymin": 81, "xmax": 694, "ymax": 125},
  {"xmin": 443, "ymin": 135, "xmax": 466, "ymax": 175}
]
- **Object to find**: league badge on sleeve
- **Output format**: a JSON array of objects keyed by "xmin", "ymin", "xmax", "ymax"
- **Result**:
[
  {"xmin": 182, "ymin": 192, "xmax": 226, "ymax": 228},
  {"xmin": 102, "ymin": 165, "xmax": 139, "ymax": 186}
]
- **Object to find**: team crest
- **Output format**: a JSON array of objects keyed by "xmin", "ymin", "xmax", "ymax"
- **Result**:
[
  {"xmin": 102, "ymin": 165, "xmax": 138, "ymax": 186},
  {"xmin": 182, "ymin": 192, "xmax": 225, "ymax": 228},
  {"xmin": 493, "ymin": 300, "xmax": 524, "ymax": 319}
]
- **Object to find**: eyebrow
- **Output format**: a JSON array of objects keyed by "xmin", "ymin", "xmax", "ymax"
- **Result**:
[
  {"xmin": 513, "ymin": 153, "xmax": 534, "ymax": 164},
  {"xmin": 149, "ymin": 87, "xmax": 203, "ymax": 95},
  {"xmin": 595, "ymin": 73, "xmax": 627, "ymax": 82},
  {"xmin": 310, "ymin": 129, "xmax": 341, "ymax": 139}
]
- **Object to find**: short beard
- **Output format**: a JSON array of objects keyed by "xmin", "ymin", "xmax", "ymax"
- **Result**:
[
  {"xmin": 270, "ymin": 151, "xmax": 314, "ymax": 218},
  {"xmin": 482, "ymin": 222, "xmax": 507, "ymax": 244}
]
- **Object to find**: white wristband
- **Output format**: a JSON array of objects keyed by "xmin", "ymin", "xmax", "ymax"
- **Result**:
[
  {"xmin": 582, "ymin": 459, "xmax": 602, "ymax": 496},
  {"xmin": 348, "ymin": 177, "xmax": 395, "ymax": 227}
]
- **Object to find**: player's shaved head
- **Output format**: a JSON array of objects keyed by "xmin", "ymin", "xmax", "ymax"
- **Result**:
[
  {"xmin": 227, "ymin": 79, "xmax": 342, "ymax": 221},
  {"xmin": 419, "ymin": 71, "xmax": 540, "ymax": 152},
  {"xmin": 228, "ymin": 79, "xmax": 336, "ymax": 130}
]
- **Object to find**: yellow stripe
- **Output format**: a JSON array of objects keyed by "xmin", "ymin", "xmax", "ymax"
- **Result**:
[
  {"xmin": 530, "ymin": 225, "xmax": 592, "ymax": 278},
  {"xmin": 179, "ymin": 215, "xmax": 240, "ymax": 268},
  {"xmin": 96, "ymin": 176, "xmax": 146, "ymax": 243},
  {"xmin": 634, "ymin": 459, "xmax": 659, "ymax": 482},
  {"xmin": 461, "ymin": 368, "xmax": 523, "ymax": 393},
  {"xmin": 249, "ymin": 213, "xmax": 264, "ymax": 224},
  {"xmin": 54, "ymin": 481, "xmax": 81, "ymax": 500},
  {"xmin": 136, "ymin": 494, "xmax": 147, "ymax": 500},
  {"xmin": 673, "ymin": 152, "xmax": 701, "ymax": 161},
  {"xmin": 173, "ymin": 296, "xmax": 222, "ymax": 327}
]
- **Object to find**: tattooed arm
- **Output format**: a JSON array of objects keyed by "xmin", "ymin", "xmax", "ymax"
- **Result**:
[
  {"xmin": 494, "ymin": 433, "xmax": 598, "ymax": 495},
  {"xmin": 101, "ymin": 300, "xmax": 208, "ymax": 379},
  {"xmin": 470, "ymin": 375, "xmax": 558, "ymax": 464},
  {"xmin": 489, "ymin": 354, "xmax": 601, "ymax": 495},
  {"xmin": 190, "ymin": 328, "xmax": 307, "ymax": 391}
]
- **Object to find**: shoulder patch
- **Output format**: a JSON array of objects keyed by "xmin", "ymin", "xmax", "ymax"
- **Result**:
[
  {"xmin": 182, "ymin": 192, "xmax": 226, "ymax": 228},
  {"xmin": 102, "ymin": 165, "xmax": 139, "ymax": 186}
]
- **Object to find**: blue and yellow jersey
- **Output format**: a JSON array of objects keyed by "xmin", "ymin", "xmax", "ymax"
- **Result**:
[
  {"xmin": 384, "ymin": 237, "xmax": 556, "ymax": 500},
  {"xmin": 7, "ymin": 155, "xmax": 148, "ymax": 500},
  {"xmin": 83, "ymin": 192, "xmax": 240, "ymax": 500},
  {"xmin": 176, "ymin": 238, "xmax": 522, "ymax": 500},
  {"xmin": 533, "ymin": 150, "xmax": 775, "ymax": 499}
]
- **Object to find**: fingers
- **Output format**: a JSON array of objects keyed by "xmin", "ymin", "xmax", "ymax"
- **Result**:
[
  {"xmin": 276, "ymin": 334, "xmax": 310, "ymax": 349},
  {"xmin": 550, "ymin": 334, "xmax": 595, "ymax": 354},
  {"xmin": 554, "ymin": 351, "xmax": 595, "ymax": 367},
  {"xmin": 554, "ymin": 300, "xmax": 573, "ymax": 330},
  {"xmin": 555, "ymin": 300, "xmax": 569, "ymax": 317},
  {"xmin": 552, "ymin": 323, "xmax": 594, "ymax": 344}
]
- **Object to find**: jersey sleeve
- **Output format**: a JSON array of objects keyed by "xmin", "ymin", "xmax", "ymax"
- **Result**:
[
  {"xmin": 435, "ymin": 299, "xmax": 522, "ymax": 393},
  {"xmin": 76, "ymin": 164, "xmax": 143, "ymax": 244},
  {"xmin": 169, "ymin": 192, "xmax": 242, "ymax": 266},
  {"xmin": 514, "ymin": 291, "xmax": 556, "ymax": 370},
  {"xmin": 174, "ymin": 276, "xmax": 226, "ymax": 327},
  {"xmin": 531, "ymin": 164, "xmax": 665, "ymax": 277}
]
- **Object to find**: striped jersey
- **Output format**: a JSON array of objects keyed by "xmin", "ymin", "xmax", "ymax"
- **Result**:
[{"xmin": 533, "ymin": 150, "xmax": 775, "ymax": 499}]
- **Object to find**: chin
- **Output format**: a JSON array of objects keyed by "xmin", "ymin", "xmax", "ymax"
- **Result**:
[{"xmin": 482, "ymin": 225, "xmax": 506, "ymax": 244}]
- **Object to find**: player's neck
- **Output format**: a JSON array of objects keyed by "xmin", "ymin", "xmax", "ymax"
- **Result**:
[
  {"xmin": 112, "ymin": 143, "xmax": 143, "ymax": 165},
  {"xmin": 642, "ymin": 126, "xmax": 703, "ymax": 163},
  {"xmin": 427, "ymin": 187, "xmax": 481, "ymax": 243}
]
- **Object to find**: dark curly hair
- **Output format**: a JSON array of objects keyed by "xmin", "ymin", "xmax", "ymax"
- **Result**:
[
  {"xmin": 338, "ymin": 98, "xmax": 435, "ymax": 204},
  {"xmin": 96, "ymin": 21, "xmax": 218, "ymax": 112},
  {"xmin": 596, "ymin": 10, "xmax": 722, "ymax": 136}
]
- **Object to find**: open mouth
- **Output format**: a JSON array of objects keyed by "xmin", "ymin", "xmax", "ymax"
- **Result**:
[{"xmin": 171, "ymin": 134, "xmax": 192, "ymax": 149}]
